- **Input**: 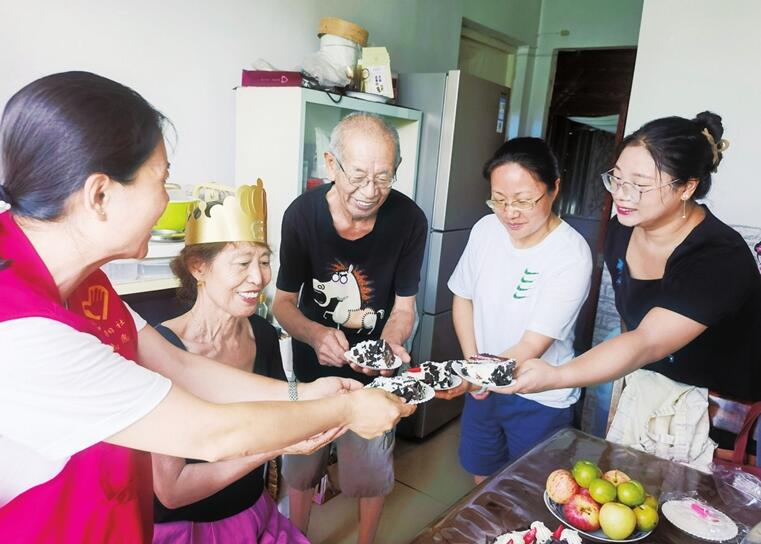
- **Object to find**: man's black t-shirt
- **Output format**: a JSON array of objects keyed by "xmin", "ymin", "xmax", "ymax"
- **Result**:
[
  {"xmin": 604, "ymin": 207, "xmax": 761, "ymax": 401},
  {"xmin": 153, "ymin": 315, "xmax": 285, "ymax": 523},
  {"xmin": 277, "ymin": 184, "xmax": 427, "ymax": 384}
]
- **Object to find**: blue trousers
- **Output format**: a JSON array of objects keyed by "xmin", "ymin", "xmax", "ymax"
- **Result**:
[{"xmin": 459, "ymin": 393, "xmax": 574, "ymax": 476}]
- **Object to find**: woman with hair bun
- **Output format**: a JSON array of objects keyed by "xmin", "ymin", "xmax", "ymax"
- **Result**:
[{"xmin": 510, "ymin": 112, "xmax": 761, "ymax": 405}]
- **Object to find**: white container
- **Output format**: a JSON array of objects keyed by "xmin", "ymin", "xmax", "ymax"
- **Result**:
[
  {"xmin": 102, "ymin": 259, "xmax": 140, "ymax": 283},
  {"xmin": 138, "ymin": 258, "xmax": 174, "ymax": 279}
]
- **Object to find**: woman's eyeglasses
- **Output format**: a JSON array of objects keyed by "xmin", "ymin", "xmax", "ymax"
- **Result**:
[
  {"xmin": 601, "ymin": 170, "xmax": 680, "ymax": 204},
  {"xmin": 486, "ymin": 193, "xmax": 545, "ymax": 212}
]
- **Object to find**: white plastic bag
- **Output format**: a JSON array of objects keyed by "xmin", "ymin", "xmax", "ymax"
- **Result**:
[{"xmin": 302, "ymin": 34, "xmax": 360, "ymax": 88}]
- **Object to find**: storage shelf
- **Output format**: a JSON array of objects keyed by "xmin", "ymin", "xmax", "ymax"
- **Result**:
[
  {"xmin": 145, "ymin": 240, "xmax": 185, "ymax": 259},
  {"xmin": 114, "ymin": 277, "xmax": 180, "ymax": 296}
]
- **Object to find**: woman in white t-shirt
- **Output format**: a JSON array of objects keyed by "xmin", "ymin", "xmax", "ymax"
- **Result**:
[{"xmin": 447, "ymin": 137, "xmax": 592, "ymax": 483}]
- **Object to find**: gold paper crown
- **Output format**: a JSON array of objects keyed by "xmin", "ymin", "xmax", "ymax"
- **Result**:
[{"xmin": 185, "ymin": 180, "xmax": 267, "ymax": 246}]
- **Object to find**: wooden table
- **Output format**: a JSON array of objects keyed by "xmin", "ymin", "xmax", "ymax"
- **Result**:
[{"xmin": 411, "ymin": 428, "xmax": 757, "ymax": 543}]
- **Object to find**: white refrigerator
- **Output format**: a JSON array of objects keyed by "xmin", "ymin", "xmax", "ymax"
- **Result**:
[{"xmin": 397, "ymin": 70, "xmax": 510, "ymax": 437}]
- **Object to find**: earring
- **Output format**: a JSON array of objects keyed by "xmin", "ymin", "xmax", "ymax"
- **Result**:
[
  {"xmin": 681, "ymin": 197, "xmax": 687, "ymax": 219},
  {"xmin": 197, "ymin": 280, "xmax": 204, "ymax": 289}
]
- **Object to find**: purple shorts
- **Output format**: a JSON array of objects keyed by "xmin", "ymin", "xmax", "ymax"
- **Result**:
[{"xmin": 152, "ymin": 493, "xmax": 309, "ymax": 544}]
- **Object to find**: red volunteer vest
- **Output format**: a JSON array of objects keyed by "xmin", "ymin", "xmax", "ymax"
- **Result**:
[{"xmin": 0, "ymin": 211, "xmax": 153, "ymax": 542}]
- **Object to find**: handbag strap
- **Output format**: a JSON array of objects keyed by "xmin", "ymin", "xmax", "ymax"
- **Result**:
[{"xmin": 733, "ymin": 401, "xmax": 761, "ymax": 465}]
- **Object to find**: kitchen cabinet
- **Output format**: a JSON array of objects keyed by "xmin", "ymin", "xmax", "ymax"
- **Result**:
[
  {"xmin": 106, "ymin": 241, "xmax": 183, "ymax": 296},
  {"xmin": 234, "ymin": 86, "xmax": 423, "ymax": 301}
]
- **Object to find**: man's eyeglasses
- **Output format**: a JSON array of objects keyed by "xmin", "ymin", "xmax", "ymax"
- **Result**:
[
  {"xmin": 601, "ymin": 170, "xmax": 680, "ymax": 204},
  {"xmin": 486, "ymin": 193, "xmax": 546, "ymax": 212},
  {"xmin": 334, "ymin": 157, "xmax": 396, "ymax": 190}
]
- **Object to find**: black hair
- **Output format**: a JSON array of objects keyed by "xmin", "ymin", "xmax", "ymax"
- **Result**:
[
  {"xmin": 0, "ymin": 71, "xmax": 169, "ymax": 220},
  {"xmin": 618, "ymin": 111, "xmax": 725, "ymax": 200},
  {"xmin": 482, "ymin": 137, "xmax": 560, "ymax": 192}
]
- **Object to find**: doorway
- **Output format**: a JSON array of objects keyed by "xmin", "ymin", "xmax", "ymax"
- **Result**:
[{"xmin": 545, "ymin": 48, "xmax": 637, "ymax": 354}]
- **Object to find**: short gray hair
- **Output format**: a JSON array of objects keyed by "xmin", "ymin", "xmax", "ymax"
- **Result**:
[{"xmin": 328, "ymin": 112, "xmax": 401, "ymax": 168}]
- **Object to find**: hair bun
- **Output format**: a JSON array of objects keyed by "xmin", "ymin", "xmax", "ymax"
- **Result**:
[
  {"xmin": 694, "ymin": 111, "xmax": 724, "ymax": 141},
  {"xmin": 694, "ymin": 111, "xmax": 728, "ymax": 172}
]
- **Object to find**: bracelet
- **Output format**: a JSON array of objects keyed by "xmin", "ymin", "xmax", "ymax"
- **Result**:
[{"xmin": 288, "ymin": 378, "xmax": 299, "ymax": 401}]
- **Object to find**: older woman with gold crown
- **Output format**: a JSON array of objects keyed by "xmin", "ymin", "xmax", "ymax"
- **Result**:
[{"xmin": 151, "ymin": 181, "xmax": 313, "ymax": 542}]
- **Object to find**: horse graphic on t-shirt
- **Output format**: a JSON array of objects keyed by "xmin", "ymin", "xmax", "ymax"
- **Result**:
[{"xmin": 312, "ymin": 263, "xmax": 385, "ymax": 334}]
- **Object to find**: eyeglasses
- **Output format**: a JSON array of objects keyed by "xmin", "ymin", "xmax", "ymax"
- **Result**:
[
  {"xmin": 486, "ymin": 193, "xmax": 546, "ymax": 212},
  {"xmin": 601, "ymin": 170, "xmax": 680, "ymax": 203},
  {"xmin": 333, "ymin": 157, "xmax": 396, "ymax": 190}
]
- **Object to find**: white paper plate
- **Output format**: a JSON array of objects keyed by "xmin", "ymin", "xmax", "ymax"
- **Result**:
[
  {"xmin": 544, "ymin": 491, "xmax": 654, "ymax": 543},
  {"xmin": 451, "ymin": 361, "xmax": 514, "ymax": 388},
  {"xmin": 661, "ymin": 499, "xmax": 738, "ymax": 542},
  {"xmin": 365, "ymin": 376, "xmax": 435, "ymax": 405}
]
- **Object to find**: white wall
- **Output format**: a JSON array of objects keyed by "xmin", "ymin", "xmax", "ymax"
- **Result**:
[
  {"xmin": 626, "ymin": 0, "xmax": 761, "ymax": 227},
  {"xmin": 523, "ymin": 0, "xmax": 643, "ymax": 136},
  {"xmin": 0, "ymin": 0, "xmax": 461, "ymax": 186},
  {"xmin": 462, "ymin": 0, "xmax": 541, "ymax": 47}
]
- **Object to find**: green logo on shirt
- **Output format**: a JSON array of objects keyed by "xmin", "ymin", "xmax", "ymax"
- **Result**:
[{"xmin": 513, "ymin": 268, "xmax": 539, "ymax": 299}]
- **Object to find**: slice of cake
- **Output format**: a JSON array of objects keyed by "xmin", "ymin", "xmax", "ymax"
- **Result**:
[
  {"xmin": 418, "ymin": 361, "xmax": 454, "ymax": 389},
  {"xmin": 490, "ymin": 359, "xmax": 516, "ymax": 386},
  {"xmin": 493, "ymin": 522, "xmax": 581, "ymax": 544},
  {"xmin": 346, "ymin": 340, "xmax": 395, "ymax": 368},
  {"xmin": 365, "ymin": 376, "xmax": 432, "ymax": 403}
]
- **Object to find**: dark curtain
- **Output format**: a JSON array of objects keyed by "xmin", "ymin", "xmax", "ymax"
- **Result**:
[{"xmin": 547, "ymin": 116, "xmax": 615, "ymax": 219}]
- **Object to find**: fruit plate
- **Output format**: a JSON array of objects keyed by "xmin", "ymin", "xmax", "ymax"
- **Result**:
[{"xmin": 543, "ymin": 491, "xmax": 654, "ymax": 543}]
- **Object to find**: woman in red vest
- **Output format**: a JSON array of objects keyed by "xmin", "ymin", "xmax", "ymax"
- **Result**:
[{"xmin": 0, "ymin": 71, "xmax": 414, "ymax": 543}]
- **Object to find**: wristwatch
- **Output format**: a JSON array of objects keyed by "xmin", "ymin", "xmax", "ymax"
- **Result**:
[{"xmin": 288, "ymin": 377, "xmax": 299, "ymax": 401}]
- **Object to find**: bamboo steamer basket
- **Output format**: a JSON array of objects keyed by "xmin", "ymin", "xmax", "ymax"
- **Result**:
[{"xmin": 318, "ymin": 17, "xmax": 368, "ymax": 47}]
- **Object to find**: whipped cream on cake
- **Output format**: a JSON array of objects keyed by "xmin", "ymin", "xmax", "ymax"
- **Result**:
[
  {"xmin": 365, "ymin": 376, "xmax": 433, "ymax": 404},
  {"xmin": 494, "ymin": 522, "xmax": 581, "ymax": 544},
  {"xmin": 345, "ymin": 340, "xmax": 396, "ymax": 369},
  {"xmin": 455, "ymin": 358, "xmax": 516, "ymax": 386}
]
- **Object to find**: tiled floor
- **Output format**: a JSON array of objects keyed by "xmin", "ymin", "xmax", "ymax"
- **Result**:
[{"xmin": 280, "ymin": 418, "xmax": 477, "ymax": 544}]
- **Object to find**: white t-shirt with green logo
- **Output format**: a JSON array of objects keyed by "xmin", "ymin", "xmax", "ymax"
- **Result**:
[{"xmin": 448, "ymin": 215, "xmax": 592, "ymax": 408}]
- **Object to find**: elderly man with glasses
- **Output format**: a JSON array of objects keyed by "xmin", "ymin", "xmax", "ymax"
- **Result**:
[{"xmin": 273, "ymin": 112, "xmax": 427, "ymax": 544}]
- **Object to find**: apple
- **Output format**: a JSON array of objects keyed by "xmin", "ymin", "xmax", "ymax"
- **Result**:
[
  {"xmin": 588, "ymin": 478, "xmax": 617, "ymax": 504},
  {"xmin": 563, "ymin": 493, "xmax": 601, "ymax": 531},
  {"xmin": 644, "ymin": 494, "xmax": 658, "ymax": 510},
  {"xmin": 630, "ymin": 479, "xmax": 645, "ymax": 494},
  {"xmin": 633, "ymin": 504, "xmax": 659, "ymax": 532},
  {"xmin": 617, "ymin": 481, "xmax": 645, "ymax": 507},
  {"xmin": 602, "ymin": 469, "xmax": 631, "ymax": 486},
  {"xmin": 571, "ymin": 460, "xmax": 602, "ymax": 488},
  {"xmin": 546, "ymin": 469, "xmax": 580, "ymax": 504},
  {"xmin": 599, "ymin": 502, "xmax": 637, "ymax": 540},
  {"xmin": 578, "ymin": 487, "xmax": 595, "ymax": 501}
]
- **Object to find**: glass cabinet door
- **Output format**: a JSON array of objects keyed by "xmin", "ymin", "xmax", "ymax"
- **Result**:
[{"xmin": 300, "ymin": 90, "xmax": 422, "ymax": 199}]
